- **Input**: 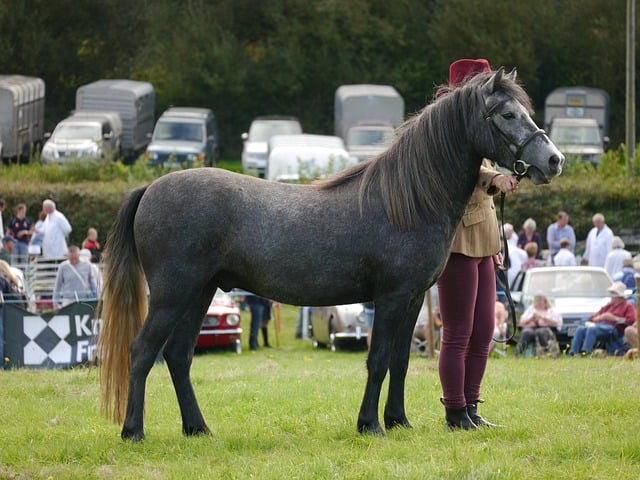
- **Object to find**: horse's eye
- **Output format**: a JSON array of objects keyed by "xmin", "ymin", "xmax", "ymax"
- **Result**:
[{"xmin": 502, "ymin": 112, "xmax": 515, "ymax": 120}]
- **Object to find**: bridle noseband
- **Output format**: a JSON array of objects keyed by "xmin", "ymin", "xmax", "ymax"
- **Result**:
[{"xmin": 483, "ymin": 98, "xmax": 549, "ymax": 180}]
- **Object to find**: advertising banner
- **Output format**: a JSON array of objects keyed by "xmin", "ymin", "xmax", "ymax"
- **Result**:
[{"xmin": 2, "ymin": 301, "xmax": 100, "ymax": 369}]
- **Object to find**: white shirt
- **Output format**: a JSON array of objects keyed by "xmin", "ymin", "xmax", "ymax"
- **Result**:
[
  {"xmin": 553, "ymin": 248, "xmax": 577, "ymax": 266},
  {"xmin": 583, "ymin": 225, "xmax": 613, "ymax": 268},
  {"xmin": 42, "ymin": 210, "xmax": 72, "ymax": 258},
  {"xmin": 507, "ymin": 246, "xmax": 528, "ymax": 285},
  {"xmin": 604, "ymin": 248, "xmax": 632, "ymax": 278}
]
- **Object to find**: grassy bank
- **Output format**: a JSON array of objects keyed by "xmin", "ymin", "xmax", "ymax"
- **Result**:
[{"xmin": 1, "ymin": 305, "xmax": 639, "ymax": 479}]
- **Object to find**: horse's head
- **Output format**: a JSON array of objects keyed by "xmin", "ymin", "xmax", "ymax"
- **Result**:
[{"xmin": 477, "ymin": 68, "xmax": 564, "ymax": 184}]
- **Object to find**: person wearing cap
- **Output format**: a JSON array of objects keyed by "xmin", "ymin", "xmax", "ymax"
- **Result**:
[
  {"xmin": 604, "ymin": 235, "xmax": 632, "ymax": 279},
  {"xmin": 1, "ymin": 235, "xmax": 16, "ymax": 264},
  {"xmin": 436, "ymin": 58, "xmax": 519, "ymax": 430},
  {"xmin": 568, "ymin": 281, "xmax": 636, "ymax": 356}
]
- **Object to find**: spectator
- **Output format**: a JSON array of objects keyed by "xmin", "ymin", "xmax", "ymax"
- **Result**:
[
  {"xmin": 0, "ymin": 198, "xmax": 5, "ymax": 236},
  {"xmin": 515, "ymin": 293, "xmax": 562, "ymax": 357},
  {"xmin": 1, "ymin": 235, "xmax": 16, "ymax": 264},
  {"xmin": 6, "ymin": 203, "xmax": 33, "ymax": 262},
  {"xmin": 246, "ymin": 294, "xmax": 271, "ymax": 350},
  {"xmin": 624, "ymin": 324, "xmax": 637, "ymax": 350},
  {"xmin": 517, "ymin": 218, "xmax": 542, "ymax": 259},
  {"xmin": 522, "ymin": 242, "xmax": 543, "ymax": 269},
  {"xmin": 546, "ymin": 211, "xmax": 576, "ymax": 264},
  {"xmin": 604, "ymin": 236, "xmax": 632, "ymax": 279},
  {"xmin": 568, "ymin": 281, "xmax": 636, "ymax": 356},
  {"xmin": 82, "ymin": 227, "xmax": 102, "ymax": 263},
  {"xmin": 613, "ymin": 258, "xmax": 637, "ymax": 306},
  {"xmin": 29, "ymin": 211, "xmax": 47, "ymax": 257},
  {"xmin": 503, "ymin": 223, "xmax": 518, "ymax": 249},
  {"xmin": 490, "ymin": 295, "xmax": 508, "ymax": 353},
  {"xmin": 41, "ymin": 199, "xmax": 72, "ymax": 258},
  {"xmin": 436, "ymin": 57, "xmax": 519, "ymax": 431},
  {"xmin": 582, "ymin": 213, "xmax": 613, "ymax": 267},
  {"xmin": 505, "ymin": 240, "xmax": 527, "ymax": 286},
  {"xmin": 553, "ymin": 237, "xmax": 577, "ymax": 266},
  {"xmin": 80, "ymin": 248, "xmax": 103, "ymax": 296},
  {"xmin": 52, "ymin": 246, "xmax": 98, "ymax": 308}
]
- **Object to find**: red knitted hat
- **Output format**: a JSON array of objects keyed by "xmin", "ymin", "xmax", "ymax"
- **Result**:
[{"xmin": 448, "ymin": 58, "xmax": 491, "ymax": 86}]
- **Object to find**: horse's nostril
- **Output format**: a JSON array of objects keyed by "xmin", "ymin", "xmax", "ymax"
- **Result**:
[{"xmin": 549, "ymin": 154, "xmax": 564, "ymax": 169}]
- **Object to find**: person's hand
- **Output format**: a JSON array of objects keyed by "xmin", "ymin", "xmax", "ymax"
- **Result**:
[
  {"xmin": 493, "ymin": 252, "xmax": 504, "ymax": 269},
  {"xmin": 491, "ymin": 174, "xmax": 519, "ymax": 193}
]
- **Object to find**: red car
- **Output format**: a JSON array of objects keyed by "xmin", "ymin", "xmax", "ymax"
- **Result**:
[{"xmin": 196, "ymin": 289, "xmax": 243, "ymax": 353}]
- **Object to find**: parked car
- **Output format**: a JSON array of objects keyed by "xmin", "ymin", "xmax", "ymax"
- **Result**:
[
  {"xmin": 41, "ymin": 110, "xmax": 123, "ymax": 164},
  {"xmin": 265, "ymin": 134, "xmax": 354, "ymax": 182},
  {"xmin": 145, "ymin": 107, "xmax": 219, "ymax": 168},
  {"xmin": 195, "ymin": 289, "xmax": 242, "ymax": 353},
  {"xmin": 510, "ymin": 266, "xmax": 613, "ymax": 347},
  {"xmin": 310, "ymin": 303, "xmax": 369, "ymax": 351},
  {"xmin": 241, "ymin": 115, "xmax": 302, "ymax": 177}
]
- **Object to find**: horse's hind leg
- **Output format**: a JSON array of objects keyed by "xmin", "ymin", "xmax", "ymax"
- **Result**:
[
  {"xmin": 162, "ymin": 301, "xmax": 212, "ymax": 437},
  {"xmin": 384, "ymin": 296, "xmax": 423, "ymax": 430},
  {"xmin": 122, "ymin": 306, "xmax": 177, "ymax": 441}
]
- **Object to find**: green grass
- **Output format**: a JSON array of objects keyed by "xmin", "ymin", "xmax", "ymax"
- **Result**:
[{"xmin": 1, "ymin": 305, "xmax": 639, "ymax": 479}]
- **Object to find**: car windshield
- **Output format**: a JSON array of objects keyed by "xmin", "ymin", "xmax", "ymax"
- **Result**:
[
  {"xmin": 347, "ymin": 129, "xmax": 394, "ymax": 147},
  {"xmin": 53, "ymin": 123, "xmax": 101, "ymax": 141},
  {"xmin": 249, "ymin": 121, "xmax": 301, "ymax": 142},
  {"xmin": 154, "ymin": 121, "xmax": 204, "ymax": 142},
  {"xmin": 525, "ymin": 270, "xmax": 611, "ymax": 299},
  {"xmin": 550, "ymin": 126, "xmax": 602, "ymax": 146}
]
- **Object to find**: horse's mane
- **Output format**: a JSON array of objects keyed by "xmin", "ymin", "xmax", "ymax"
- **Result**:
[{"xmin": 317, "ymin": 71, "xmax": 532, "ymax": 230}]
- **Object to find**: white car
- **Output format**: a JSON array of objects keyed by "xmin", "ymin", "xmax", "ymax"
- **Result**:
[
  {"xmin": 310, "ymin": 304, "xmax": 369, "ymax": 352},
  {"xmin": 241, "ymin": 116, "xmax": 302, "ymax": 177},
  {"xmin": 510, "ymin": 266, "xmax": 614, "ymax": 346}
]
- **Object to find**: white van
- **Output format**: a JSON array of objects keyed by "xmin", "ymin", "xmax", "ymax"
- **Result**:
[
  {"xmin": 41, "ymin": 110, "xmax": 123, "ymax": 164},
  {"xmin": 265, "ymin": 134, "xmax": 355, "ymax": 182},
  {"xmin": 145, "ymin": 107, "xmax": 219, "ymax": 167},
  {"xmin": 241, "ymin": 116, "xmax": 302, "ymax": 177}
]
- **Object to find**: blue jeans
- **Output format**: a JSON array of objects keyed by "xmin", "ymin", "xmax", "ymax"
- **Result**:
[
  {"xmin": 248, "ymin": 302, "xmax": 265, "ymax": 350},
  {"xmin": 569, "ymin": 323, "xmax": 615, "ymax": 354}
]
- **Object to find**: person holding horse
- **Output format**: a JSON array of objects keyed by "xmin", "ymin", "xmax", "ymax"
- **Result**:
[{"xmin": 436, "ymin": 58, "xmax": 519, "ymax": 430}]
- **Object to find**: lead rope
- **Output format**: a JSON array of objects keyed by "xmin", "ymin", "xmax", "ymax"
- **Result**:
[{"xmin": 494, "ymin": 184, "xmax": 521, "ymax": 344}]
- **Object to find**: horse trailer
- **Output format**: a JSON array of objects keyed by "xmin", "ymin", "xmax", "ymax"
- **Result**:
[
  {"xmin": 76, "ymin": 79, "xmax": 155, "ymax": 162},
  {"xmin": 0, "ymin": 75, "xmax": 45, "ymax": 161}
]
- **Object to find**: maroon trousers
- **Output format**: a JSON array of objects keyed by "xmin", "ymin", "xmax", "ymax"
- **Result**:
[{"xmin": 437, "ymin": 253, "xmax": 496, "ymax": 409}]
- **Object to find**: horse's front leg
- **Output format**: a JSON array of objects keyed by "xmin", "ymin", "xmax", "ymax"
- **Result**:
[
  {"xmin": 384, "ymin": 296, "xmax": 423, "ymax": 430},
  {"xmin": 357, "ymin": 297, "xmax": 401, "ymax": 435}
]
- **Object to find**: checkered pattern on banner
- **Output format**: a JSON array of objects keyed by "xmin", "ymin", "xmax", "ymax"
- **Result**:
[{"xmin": 2, "ymin": 301, "xmax": 99, "ymax": 369}]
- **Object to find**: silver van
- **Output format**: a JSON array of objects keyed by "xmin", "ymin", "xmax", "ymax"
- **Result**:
[
  {"xmin": 41, "ymin": 110, "xmax": 123, "ymax": 164},
  {"xmin": 145, "ymin": 107, "xmax": 219, "ymax": 167}
]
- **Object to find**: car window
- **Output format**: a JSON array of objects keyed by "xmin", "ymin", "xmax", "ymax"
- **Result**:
[
  {"xmin": 249, "ymin": 121, "xmax": 302, "ymax": 142},
  {"xmin": 525, "ymin": 270, "xmax": 611, "ymax": 299}
]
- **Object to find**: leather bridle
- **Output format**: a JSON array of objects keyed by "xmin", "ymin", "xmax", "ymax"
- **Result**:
[{"xmin": 483, "ymin": 98, "xmax": 549, "ymax": 180}]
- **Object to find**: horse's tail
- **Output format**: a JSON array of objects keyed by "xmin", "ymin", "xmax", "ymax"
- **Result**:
[{"xmin": 98, "ymin": 186, "xmax": 148, "ymax": 424}]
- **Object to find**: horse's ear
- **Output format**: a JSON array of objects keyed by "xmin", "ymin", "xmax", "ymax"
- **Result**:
[
  {"xmin": 506, "ymin": 67, "xmax": 517, "ymax": 82},
  {"xmin": 484, "ymin": 67, "xmax": 505, "ymax": 94}
]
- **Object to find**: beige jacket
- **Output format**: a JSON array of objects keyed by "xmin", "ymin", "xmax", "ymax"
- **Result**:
[{"xmin": 449, "ymin": 160, "xmax": 501, "ymax": 258}]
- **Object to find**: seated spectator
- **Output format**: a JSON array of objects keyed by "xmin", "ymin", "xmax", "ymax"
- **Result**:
[
  {"xmin": 490, "ymin": 294, "xmax": 508, "ymax": 353},
  {"xmin": 82, "ymin": 227, "xmax": 102, "ymax": 263},
  {"xmin": 624, "ymin": 324, "xmax": 637, "ymax": 349},
  {"xmin": 52, "ymin": 246, "xmax": 98, "ymax": 309},
  {"xmin": 503, "ymin": 223, "xmax": 518, "ymax": 249},
  {"xmin": 516, "ymin": 293, "xmax": 562, "ymax": 357},
  {"xmin": 553, "ymin": 237, "xmax": 577, "ymax": 266},
  {"xmin": 522, "ymin": 242, "xmax": 543, "ymax": 269},
  {"xmin": 613, "ymin": 258, "xmax": 637, "ymax": 305},
  {"xmin": 0, "ymin": 235, "xmax": 15, "ymax": 264},
  {"xmin": 568, "ymin": 281, "xmax": 637, "ymax": 356},
  {"xmin": 517, "ymin": 218, "xmax": 542, "ymax": 259}
]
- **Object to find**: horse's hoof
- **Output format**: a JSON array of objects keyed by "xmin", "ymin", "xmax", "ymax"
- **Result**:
[
  {"xmin": 183, "ymin": 425, "xmax": 211, "ymax": 437},
  {"xmin": 385, "ymin": 416, "xmax": 413, "ymax": 430},
  {"xmin": 357, "ymin": 421, "xmax": 386, "ymax": 435},
  {"xmin": 121, "ymin": 426, "xmax": 145, "ymax": 442}
]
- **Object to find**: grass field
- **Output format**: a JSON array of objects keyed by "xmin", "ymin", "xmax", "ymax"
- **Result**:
[{"xmin": 1, "ymin": 304, "xmax": 639, "ymax": 479}]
